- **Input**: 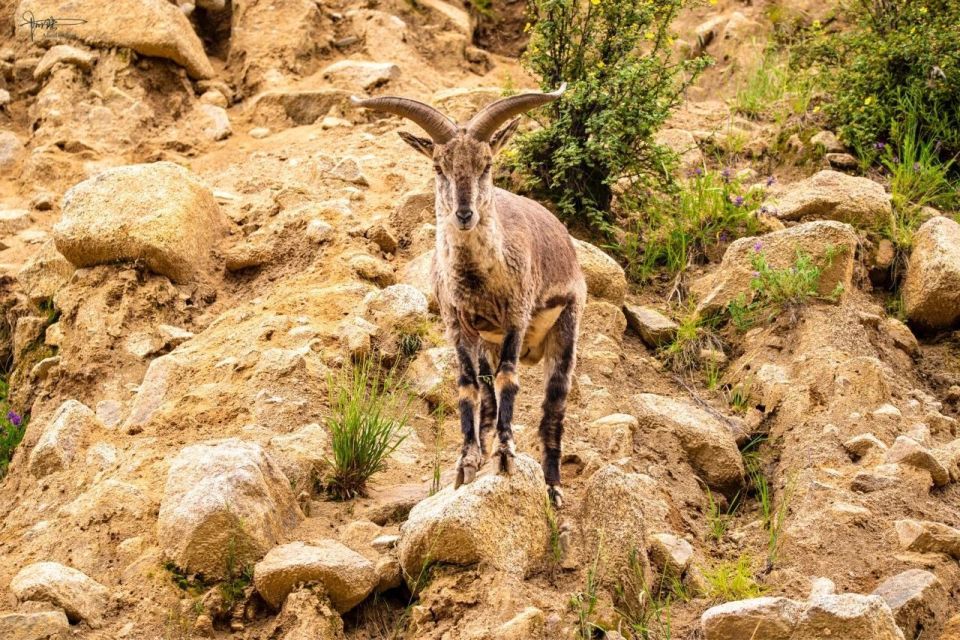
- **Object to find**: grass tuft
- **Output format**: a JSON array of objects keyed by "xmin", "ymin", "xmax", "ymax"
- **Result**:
[
  {"xmin": 702, "ymin": 555, "xmax": 764, "ymax": 602},
  {"xmin": 324, "ymin": 358, "xmax": 410, "ymax": 500},
  {"xmin": 614, "ymin": 547, "xmax": 684, "ymax": 639}
]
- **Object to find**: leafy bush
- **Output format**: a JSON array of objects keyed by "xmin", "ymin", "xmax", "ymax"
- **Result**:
[
  {"xmin": 620, "ymin": 169, "xmax": 765, "ymax": 282},
  {"xmin": 324, "ymin": 358, "xmax": 410, "ymax": 500},
  {"xmin": 794, "ymin": 0, "xmax": 960, "ymax": 159},
  {"xmin": 510, "ymin": 0, "xmax": 709, "ymax": 234}
]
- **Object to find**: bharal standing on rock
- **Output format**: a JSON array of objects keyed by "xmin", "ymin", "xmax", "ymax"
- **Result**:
[{"xmin": 353, "ymin": 86, "xmax": 585, "ymax": 507}]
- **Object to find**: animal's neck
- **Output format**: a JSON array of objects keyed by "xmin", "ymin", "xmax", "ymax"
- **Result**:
[{"xmin": 437, "ymin": 201, "xmax": 504, "ymax": 268}]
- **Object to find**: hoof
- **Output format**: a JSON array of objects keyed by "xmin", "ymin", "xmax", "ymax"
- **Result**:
[
  {"xmin": 548, "ymin": 485, "xmax": 564, "ymax": 509},
  {"xmin": 455, "ymin": 461, "xmax": 477, "ymax": 488},
  {"xmin": 496, "ymin": 441, "xmax": 517, "ymax": 476}
]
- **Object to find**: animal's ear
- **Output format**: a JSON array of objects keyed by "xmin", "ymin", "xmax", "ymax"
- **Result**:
[
  {"xmin": 398, "ymin": 131, "xmax": 435, "ymax": 158},
  {"xmin": 489, "ymin": 118, "xmax": 521, "ymax": 154}
]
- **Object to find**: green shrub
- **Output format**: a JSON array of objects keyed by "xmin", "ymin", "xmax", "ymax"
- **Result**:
[
  {"xmin": 324, "ymin": 358, "xmax": 410, "ymax": 500},
  {"xmin": 794, "ymin": 0, "xmax": 960, "ymax": 160},
  {"xmin": 660, "ymin": 310, "xmax": 726, "ymax": 375},
  {"xmin": 620, "ymin": 169, "xmax": 765, "ymax": 282},
  {"xmin": 727, "ymin": 246, "xmax": 845, "ymax": 329},
  {"xmin": 510, "ymin": 0, "xmax": 709, "ymax": 234},
  {"xmin": 735, "ymin": 52, "xmax": 816, "ymax": 123}
]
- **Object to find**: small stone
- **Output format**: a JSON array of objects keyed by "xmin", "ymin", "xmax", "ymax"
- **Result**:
[
  {"xmin": 903, "ymin": 216, "xmax": 960, "ymax": 329},
  {"xmin": 199, "ymin": 89, "xmax": 228, "ymax": 108},
  {"xmin": 494, "ymin": 607, "xmax": 546, "ymax": 640},
  {"xmin": 885, "ymin": 435, "xmax": 950, "ymax": 486},
  {"xmin": 647, "ymin": 533, "xmax": 694, "ymax": 576},
  {"xmin": 33, "ymin": 45, "xmax": 97, "ymax": 79},
  {"xmin": 249, "ymin": 127, "xmax": 270, "ymax": 139},
  {"xmin": 375, "ymin": 556, "xmax": 402, "ymax": 592},
  {"xmin": 365, "ymin": 222, "xmax": 398, "ymax": 254},
  {"xmin": 321, "ymin": 59, "xmax": 400, "ymax": 91},
  {"xmin": 28, "ymin": 400, "xmax": 102, "ymax": 478},
  {"xmin": 371, "ymin": 534, "xmax": 400, "ymax": 551},
  {"xmin": 809, "ymin": 577, "xmax": 837, "ymax": 597},
  {"xmin": 895, "ymin": 519, "xmax": 960, "ymax": 557},
  {"xmin": 0, "ymin": 610, "xmax": 70, "ymax": 638},
  {"xmin": 331, "ymin": 158, "xmax": 368, "ymax": 186},
  {"xmin": 825, "ymin": 152, "xmax": 858, "ymax": 169},
  {"xmin": 193, "ymin": 613, "xmax": 214, "ymax": 636},
  {"xmin": 843, "ymin": 434, "xmax": 887, "ymax": 460},
  {"xmin": 158, "ymin": 324, "xmax": 194, "ymax": 347},
  {"xmin": 350, "ymin": 254, "xmax": 394, "ymax": 286},
  {"xmin": 623, "ymin": 304, "xmax": 678, "ymax": 347},
  {"xmin": 810, "ymin": 130, "xmax": 844, "ymax": 153},
  {"xmin": 199, "ymin": 104, "xmax": 231, "ymax": 141},
  {"xmin": 306, "ymin": 219, "xmax": 334, "ymax": 243}
]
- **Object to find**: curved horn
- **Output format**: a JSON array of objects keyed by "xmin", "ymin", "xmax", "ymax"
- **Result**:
[
  {"xmin": 350, "ymin": 95, "xmax": 457, "ymax": 143},
  {"xmin": 466, "ymin": 83, "xmax": 567, "ymax": 142}
]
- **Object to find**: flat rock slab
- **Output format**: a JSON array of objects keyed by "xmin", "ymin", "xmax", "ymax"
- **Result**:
[
  {"xmin": 253, "ymin": 540, "xmax": 378, "ymax": 612},
  {"xmin": 10, "ymin": 562, "xmax": 108, "ymax": 628}
]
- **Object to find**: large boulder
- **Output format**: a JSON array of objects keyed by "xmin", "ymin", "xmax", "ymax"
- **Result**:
[
  {"xmin": 894, "ymin": 519, "xmax": 960, "ymax": 557},
  {"xmin": 253, "ymin": 540, "xmax": 378, "ymax": 612},
  {"xmin": 157, "ymin": 439, "xmax": 304, "ymax": 578},
  {"xmin": 10, "ymin": 562, "xmax": 109, "ymax": 628},
  {"xmin": 15, "ymin": 0, "xmax": 214, "ymax": 78},
  {"xmin": 701, "ymin": 597, "xmax": 803, "ymax": 640},
  {"xmin": 767, "ymin": 170, "xmax": 891, "ymax": 227},
  {"xmin": 632, "ymin": 393, "xmax": 744, "ymax": 495},
  {"xmin": 573, "ymin": 239, "xmax": 626, "ymax": 305},
  {"xmin": 28, "ymin": 399, "xmax": 102, "ymax": 478},
  {"xmin": 903, "ymin": 216, "xmax": 960, "ymax": 329},
  {"xmin": 691, "ymin": 220, "xmax": 858, "ymax": 312},
  {"xmin": 398, "ymin": 454, "xmax": 549, "ymax": 579},
  {"xmin": 53, "ymin": 162, "xmax": 226, "ymax": 283}
]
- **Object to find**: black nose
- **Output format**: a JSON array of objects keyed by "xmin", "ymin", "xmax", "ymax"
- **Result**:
[{"xmin": 456, "ymin": 207, "xmax": 473, "ymax": 224}]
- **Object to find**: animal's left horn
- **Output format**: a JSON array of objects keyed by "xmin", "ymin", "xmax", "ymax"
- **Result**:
[{"xmin": 466, "ymin": 83, "xmax": 567, "ymax": 142}]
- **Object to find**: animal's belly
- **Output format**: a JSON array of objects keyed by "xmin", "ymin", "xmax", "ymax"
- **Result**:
[{"xmin": 477, "ymin": 305, "xmax": 564, "ymax": 354}]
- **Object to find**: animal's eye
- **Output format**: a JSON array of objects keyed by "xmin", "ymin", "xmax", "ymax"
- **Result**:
[{"xmin": 433, "ymin": 164, "xmax": 443, "ymax": 174}]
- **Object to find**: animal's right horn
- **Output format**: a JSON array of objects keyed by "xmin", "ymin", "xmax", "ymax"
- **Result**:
[
  {"xmin": 466, "ymin": 83, "xmax": 567, "ymax": 142},
  {"xmin": 351, "ymin": 96, "xmax": 458, "ymax": 144}
]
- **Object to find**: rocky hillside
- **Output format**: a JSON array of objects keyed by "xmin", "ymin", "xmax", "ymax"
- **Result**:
[{"xmin": 1, "ymin": 0, "xmax": 960, "ymax": 639}]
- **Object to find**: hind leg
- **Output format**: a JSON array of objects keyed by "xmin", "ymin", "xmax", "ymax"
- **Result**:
[{"xmin": 539, "ymin": 303, "xmax": 578, "ymax": 507}]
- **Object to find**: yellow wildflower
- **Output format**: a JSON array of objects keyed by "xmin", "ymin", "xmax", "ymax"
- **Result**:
[
  {"xmin": 644, "ymin": 31, "xmax": 654, "ymax": 40},
  {"xmin": 864, "ymin": 96, "xmax": 874, "ymax": 106}
]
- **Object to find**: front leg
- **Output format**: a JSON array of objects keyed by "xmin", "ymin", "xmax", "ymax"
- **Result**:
[
  {"xmin": 454, "ymin": 339, "xmax": 483, "ymax": 488},
  {"xmin": 494, "ymin": 328, "xmax": 523, "ymax": 476}
]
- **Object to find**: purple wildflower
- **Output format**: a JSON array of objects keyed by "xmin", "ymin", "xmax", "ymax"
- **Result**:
[
  {"xmin": 719, "ymin": 231, "xmax": 729, "ymax": 243},
  {"xmin": 766, "ymin": 175, "xmax": 776, "ymax": 187},
  {"xmin": 892, "ymin": 155, "xmax": 900, "ymax": 164},
  {"xmin": 874, "ymin": 142, "xmax": 885, "ymax": 151},
  {"xmin": 753, "ymin": 240, "xmax": 763, "ymax": 253},
  {"xmin": 7, "ymin": 410, "xmax": 21, "ymax": 427},
  {"xmin": 732, "ymin": 195, "xmax": 745, "ymax": 207},
  {"xmin": 752, "ymin": 271, "xmax": 761, "ymax": 278},
  {"xmin": 694, "ymin": 167, "xmax": 703, "ymax": 176},
  {"xmin": 913, "ymin": 162, "xmax": 921, "ymax": 172},
  {"xmin": 721, "ymin": 167, "xmax": 732, "ymax": 183}
]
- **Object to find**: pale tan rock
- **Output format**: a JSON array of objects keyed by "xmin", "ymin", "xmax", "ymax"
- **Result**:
[
  {"xmin": 494, "ymin": 607, "xmax": 546, "ymax": 639},
  {"xmin": 573, "ymin": 239, "xmax": 626, "ymax": 305},
  {"xmin": 903, "ymin": 216, "xmax": 960, "ymax": 329},
  {"xmin": 0, "ymin": 610, "xmax": 70, "ymax": 639},
  {"xmin": 10, "ymin": 562, "xmax": 108, "ymax": 628},
  {"xmin": 321, "ymin": 60, "xmax": 400, "ymax": 91},
  {"xmin": 655, "ymin": 128, "xmax": 703, "ymax": 169},
  {"xmin": 894, "ymin": 519, "xmax": 960, "ymax": 557},
  {"xmin": 406, "ymin": 346, "xmax": 456, "ymax": 408},
  {"xmin": 398, "ymin": 454, "xmax": 548, "ymax": 578},
  {"xmin": 580, "ymin": 301, "xmax": 627, "ymax": 342},
  {"xmin": 794, "ymin": 593, "xmax": 905, "ymax": 640},
  {"xmin": 647, "ymin": 532, "xmax": 694, "ymax": 575},
  {"xmin": 691, "ymin": 221, "xmax": 858, "ymax": 312},
  {"xmin": 397, "ymin": 251, "xmax": 437, "ymax": 310},
  {"xmin": 623, "ymin": 304, "xmax": 678, "ymax": 347},
  {"xmin": 265, "ymin": 584, "xmax": 346, "ymax": 640},
  {"xmin": 53, "ymin": 162, "xmax": 225, "ymax": 283},
  {"xmin": 33, "ymin": 45, "xmax": 96, "ymax": 79},
  {"xmin": 766, "ymin": 170, "xmax": 891, "ymax": 227},
  {"xmin": 17, "ymin": 0, "xmax": 213, "ymax": 78},
  {"xmin": 253, "ymin": 540, "xmax": 377, "ymax": 612},
  {"xmin": 872, "ymin": 569, "xmax": 946, "ymax": 639},
  {"xmin": 248, "ymin": 89, "xmax": 351, "ymax": 127},
  {"xmin": 157, "ymin": 439, "xmax": 304, "ymax": 578},
  {"xmin": 633, "ymin": 393, "xmax": 744, "ymax": 494},
  {"xmin": 701, "ymin": 596, "xmax": 802, "ymax": 640},
  {"xmin": 579, "ymin": 465, "xmax": 652, "ymax": 585},
  {"xmin": 28, "ymin": 399, "xmax": 101, "ymax": 478},
  {"xmin": 885, "ymin": 436, "xmax": 950, "ymax": 486}
]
